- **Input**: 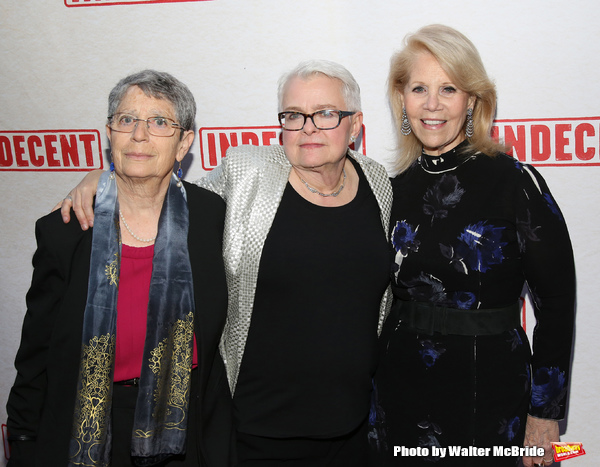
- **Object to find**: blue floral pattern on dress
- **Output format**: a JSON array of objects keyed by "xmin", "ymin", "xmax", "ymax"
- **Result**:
[
  {"xmin": 423, "ymin": 174, "xmax": 465, "ymax": 225},
  {"xmin": 531, "ymin": 367, "xmax": 567, "ymax": 418},
  {"xmin": 455, "ymin": 221, "xmax": 507, "ymax": 273},
  {"xmin": 517, "ymin": 209, "xmax": 542, "ymax": 252},
  {"xmin": 377, "ymin": 148, "xmax": 574, "ymax": 451},
  {"xmin": 391, "ymin": 220, "xmax": 420, "ymax": 256},
  {"xmin": 417, "ymin": 419, "xmax": 443, "ymax": 462},
  {"xmin": 451, "ymin": 291, "xmax": 476, "ymax": 310},
  {"xmin": 368, "ymin": 380, "xmax": 388, "ymax": 451},
  {"xmin": 391, "ymin": 220, "xmax": 420, "ymax": 280},
  {"xmin": 419, "ymin": 339, "xmax": 446, "ymax": 367},
  {"xmin": 507, "ymin": 329, "xmax": 523, "ymax": 351},
  {"xmin": 543, "ymin": 193, "xmax": 564, "ymax": 221},
  {"xmin": 498, "ymin": 416, "xmax": 520, "ymax": 441},
  {"xmin": 401, "ymin": 272, "xmax": 447, "ymax": 303}
]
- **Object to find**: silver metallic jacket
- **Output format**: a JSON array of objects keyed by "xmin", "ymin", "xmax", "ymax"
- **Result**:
[{"xmin": 196, "ymin": 144, "xmax": 393, "ymax": 394}]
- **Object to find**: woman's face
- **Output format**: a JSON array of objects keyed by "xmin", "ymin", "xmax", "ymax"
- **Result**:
[
  {"xmin": 107, "ymin": 86, "xmax": 193, "ymax": 184},
  {"xmin": 401, "ymin": 52, "xmax": 475, "ymax": 156},
  {"xmin": 281, "ymin": 75, "xmax": 362, "ymax": 170}
]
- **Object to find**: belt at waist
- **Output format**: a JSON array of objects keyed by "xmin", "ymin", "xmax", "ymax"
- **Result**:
[
  {"xmin": 113, "ymin": 366, "xmax": 198, "ymax": 387},
  {"xmin": 394, "ymin": 300, "xmax": 521, "ymax": 336}
]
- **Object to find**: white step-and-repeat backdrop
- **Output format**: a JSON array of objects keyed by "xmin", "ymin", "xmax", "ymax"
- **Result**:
[{"xmin": 1, "ymin": 0, "xmax": 598, "ymax": 464}]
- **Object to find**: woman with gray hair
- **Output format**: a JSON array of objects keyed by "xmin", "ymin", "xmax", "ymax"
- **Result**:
[
  {"xmin": 7, "ymin": 70, "xmax": 233, "ymax": 466},
  {"xmin": 59, "ymin": 60, "xmax": 393, "ymax": 465},
  {"xmin": 370, "ymin": 25, "xmax": 575, "ymax": 467}
]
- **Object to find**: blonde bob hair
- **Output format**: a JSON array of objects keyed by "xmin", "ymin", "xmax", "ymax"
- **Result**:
[{"xmin": 388, "ymin": 24, "xmax": 505, "ymax": 173}]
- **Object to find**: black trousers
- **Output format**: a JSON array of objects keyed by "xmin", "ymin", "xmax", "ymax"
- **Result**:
[{"xmin": 110, "ymin": 381, "xmax": 200, "ymax": 467}]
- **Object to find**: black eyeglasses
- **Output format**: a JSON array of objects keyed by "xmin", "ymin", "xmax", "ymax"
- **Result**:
[
  {"xmin": 278, "ymin": 110, "xmax": 356, "ymax": 131},
  {"xmin": 108, "ymin": 113, "xmax": 184, "ymax": 137}
]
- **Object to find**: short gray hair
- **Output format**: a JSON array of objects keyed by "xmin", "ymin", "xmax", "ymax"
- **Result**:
[
  {"xmin": 277, "ymin": 60, "xmax": 361, "ymax": 112},
  {"xmin": 108, "ymin": 70, "xmax": 196, "ymax": 131}
]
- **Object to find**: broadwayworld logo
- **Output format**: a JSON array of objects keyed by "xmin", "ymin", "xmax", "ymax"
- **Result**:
[
  {"xmin": 552, "ymin": 442, "xmax": 586, "ymax": 462},
  {"xmin": 0, "ymin": 130, "xmax": 103, "ymax": 171},
  {"xmin": 65, "ymin": 0, "xmax": 211, "ymax": 7}
]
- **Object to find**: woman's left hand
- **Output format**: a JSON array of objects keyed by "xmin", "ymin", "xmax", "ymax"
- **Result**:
[{"xmin": 522, "ymin": 415, "xmax": 558, "ymax": 466}]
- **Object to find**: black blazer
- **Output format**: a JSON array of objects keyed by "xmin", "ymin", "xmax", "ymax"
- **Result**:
[{"xmin": 6, "ymin": 181, "xmax": 233, "ymax": 466}]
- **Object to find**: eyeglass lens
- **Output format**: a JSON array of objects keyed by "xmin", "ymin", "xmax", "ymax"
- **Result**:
[
  {"xmin": 281, "ymin": 110, "xmax": 344, "ymax": 130},
  {"xmin": 111, "ymin": 114, "xmax": 177, "ymax": 136}
]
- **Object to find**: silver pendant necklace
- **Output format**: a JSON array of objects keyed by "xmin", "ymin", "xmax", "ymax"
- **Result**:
[{"xmin": 298, "ymin": 168, "xmax": 347, "ymax": 197}]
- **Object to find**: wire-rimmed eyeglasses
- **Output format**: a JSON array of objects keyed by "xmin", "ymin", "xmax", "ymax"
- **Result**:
[
  {"xmin": 108, "ymin": 113, "xmax": 184, "ymax": 137},
  {"xmin": 278, "ymin": 110, "xmax": 356, "ymax": 131}
]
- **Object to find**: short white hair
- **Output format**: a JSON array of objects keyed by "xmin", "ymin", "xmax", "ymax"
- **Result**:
[{"xmin": 277, "ymin": 59, "xmax": 362, "ymax": 112}]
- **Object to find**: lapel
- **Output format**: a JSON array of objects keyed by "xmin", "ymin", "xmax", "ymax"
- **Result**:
[
  {"xmin": 347, "ymin": 149, "xmax": 392, "ymax": 234},
  {"xmin": 225, "ymin": 148, "xmax": 291, "ymax": 392},
  {"xmin": 346, "ymin": 150, "xmax": 394, "ymax": 333}
]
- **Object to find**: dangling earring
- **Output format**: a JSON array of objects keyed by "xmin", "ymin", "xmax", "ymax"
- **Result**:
[
  {"xmin": 176, "ymin": 161, "xmax": 183, "ymax": 187},
  {"xmin": 465, "ymin": 108, "xmax": 474, "ymax": 138},
  {"xmin": 109, "ymin": 160, "xmax": 115, "ymax": 180},
  {"xmin": 401, "ymin": 107, "xmax": 412, "ymax": 136}
]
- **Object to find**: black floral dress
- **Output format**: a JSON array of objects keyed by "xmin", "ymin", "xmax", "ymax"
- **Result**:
[{"xmin": 369, "ymin": 142, "xmax": 575, "ymax": 466}]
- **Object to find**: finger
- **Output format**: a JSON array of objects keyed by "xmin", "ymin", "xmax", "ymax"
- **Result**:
[
  {"xmin": 71, "ymin": 189, "xmax": 90, "ymax": 230},
  {"xmin": 68, "ymin": 168, "xmax": 103, "ymax": 230},
  {"xmin": 541, "ymin": 446, "xmax": 554, "ymax": 465},
  {"xmin": 81, "ymin": 187, "xmax": 96, "ymax": 228},
  {"xmin": 530, "ymin": 457, "xmax": 550, "ymax": 467},
  {"xmin": 59, "ymin": 194, "xmax": 74, "ymax": 223},
  {"xmin": 523, "ymin": 454, "xmax": 545, "ymax": 467},
  {"xmin": 534, "ymin": 452, "xmax": 548, "ymax": 466}
]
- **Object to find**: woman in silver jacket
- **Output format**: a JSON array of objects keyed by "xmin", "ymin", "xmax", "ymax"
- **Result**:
[{"xmin": 60, "ymin": 60, "xmax": 393, "ymax": 466}]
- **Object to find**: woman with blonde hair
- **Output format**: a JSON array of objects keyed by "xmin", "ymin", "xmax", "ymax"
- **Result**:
[{"xmin": 369, "ymin": 25, "xmax": 575, "ymax": 467}]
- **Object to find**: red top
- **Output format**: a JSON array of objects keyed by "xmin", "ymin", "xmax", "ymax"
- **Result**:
[{"xmin": 113, "ymin": 244, "xmax": 197, "ymax": 382}]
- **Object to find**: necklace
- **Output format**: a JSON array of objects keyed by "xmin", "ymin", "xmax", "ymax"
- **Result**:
[
  {"xmin": 119, "ymin": 210, "xmax": 156, "ymax": 243},
  {"xmin": 419, "ymin": 141, "xmax": 476, "ymax": 174},
  {"xmin": 298, "ymin": 168, "xmax": 346, "ymax": 197},
  {"xmin": 419, "ymin": 154, "xmax": 476, "ymax": 174}
]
